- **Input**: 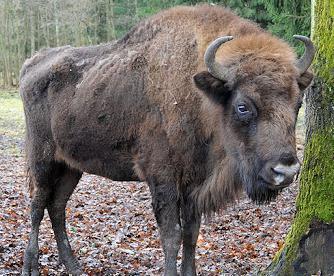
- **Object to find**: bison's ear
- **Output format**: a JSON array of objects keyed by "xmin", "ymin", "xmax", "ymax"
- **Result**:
[
  {"xmin": 297, "ymin": 70, "xmax": 314, "ymax": 91},
  {"xmin": 193, "ymin": 71, "xmax": 230, "ymax": 104}
]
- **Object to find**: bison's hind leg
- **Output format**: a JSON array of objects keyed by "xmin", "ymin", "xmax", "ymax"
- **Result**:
[
  {"xmin": 22, "ymin": 161, "xmax": 59, "ymax": 276},
  {"xmin": 22, "ymin": 161, "xmax": 82, "ymax": 276},
  {"xmin": 46, "ymin": 164, "xmax": 82, "ymax": 275}
]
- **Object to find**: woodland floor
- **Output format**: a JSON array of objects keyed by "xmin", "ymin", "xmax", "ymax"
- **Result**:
[{"xmin": 0, "ymin": 90, "xmax": 305, "ymax": 275}]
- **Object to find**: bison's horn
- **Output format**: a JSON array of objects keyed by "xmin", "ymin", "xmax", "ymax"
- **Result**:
[
  {"xmin": 204, "ymin": 36, "xmax": 233, "ymax": 80},
  {"xmin": 293, "ymin": 35, "xmax": 315, "ymax": 75}
]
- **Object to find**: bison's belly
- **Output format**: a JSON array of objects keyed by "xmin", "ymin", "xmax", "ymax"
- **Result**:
[
  {"xmin": 54, "ymin": 135, "xmax": 139, "ymax": 181},
  {"xmin": 55, "ymin": 147, "xmax": 139, "ymax": 182},
  {"xmin": 51, "ymin": 97, "xmax": 140, "ymax": 182}
]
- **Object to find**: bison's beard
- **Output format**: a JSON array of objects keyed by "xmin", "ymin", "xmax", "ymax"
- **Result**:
[
  {"xmin": 191, "ymin": 155, "xmax": 243, "ymax": 216},
  {"xmin": 239, "ymin": 158, "xmax": 280, "ymax": 204},
  {"xmin": 191, "ymin": 153, "xmax": 282, "ymax": 215}
]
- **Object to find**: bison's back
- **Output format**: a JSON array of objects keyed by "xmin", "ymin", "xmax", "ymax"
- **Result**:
[{"xmin": 19, "ymin": 4, "xmax": 262, "ymax": 184}]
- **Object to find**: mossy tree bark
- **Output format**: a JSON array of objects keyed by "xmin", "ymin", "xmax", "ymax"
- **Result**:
[{"xmin": 265, "ymin": 1, "xmax": 334, "ymax": 275}]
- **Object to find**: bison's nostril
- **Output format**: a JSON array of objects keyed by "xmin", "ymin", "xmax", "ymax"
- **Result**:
[{"xmin": 279, "ymin": 152, "xmax": 299, "ymax": 166}]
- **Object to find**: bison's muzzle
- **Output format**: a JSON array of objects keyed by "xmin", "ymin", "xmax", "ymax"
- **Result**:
[{"xmin": 259, "ymin": 157, "xmax": 301, "ymax": 190}]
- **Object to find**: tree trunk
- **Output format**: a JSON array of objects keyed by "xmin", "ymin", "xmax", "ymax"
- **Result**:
[
  {"xmin": 106, "ymin": 0, "xmax": 116, "ymax": 41},
  {"xmin": 53, "ymin": 0, "xmax": 60, "ymax": 46},
  {"xmin": 3, "ymin": 0, "xmax": 12, "ymax": 87},
  {"xmin": 265, "ymin": 1, "xmax": 334, "ymax": 275},
  {"xmin": 29, "ymin": 1, "xmax": 35, "ymax": 56}
]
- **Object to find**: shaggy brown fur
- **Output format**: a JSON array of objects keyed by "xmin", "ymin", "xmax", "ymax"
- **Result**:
[{"xmin": 20, "ymin": 4, "xmax": 313, "ymax": 275}]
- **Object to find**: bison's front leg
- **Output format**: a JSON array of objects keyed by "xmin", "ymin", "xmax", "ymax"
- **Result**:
[
  {"xmin": 148, "ymin": 180, "xmax": 181, "ymax": 276},
  {"xmin": 181, "ymin": 198, "xmax": 201, "ymax": 276}
]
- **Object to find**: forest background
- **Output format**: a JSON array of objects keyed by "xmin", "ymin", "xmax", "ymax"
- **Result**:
[
  {"xmin": 2, "ymin": 1, "xmax": 333, "ymax": 274},
  {"xmin": 0, "ymin": 0, "xmax": 311, "ymax": 88}
]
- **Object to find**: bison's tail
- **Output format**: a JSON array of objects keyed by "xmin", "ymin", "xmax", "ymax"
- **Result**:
[
  {"xmin": 27, "ymin": 167, "xmax": 33, "ymax": 197},
  {"xmin": 24, "ymin": 162, "xmax": 34, "ymax": 198}
]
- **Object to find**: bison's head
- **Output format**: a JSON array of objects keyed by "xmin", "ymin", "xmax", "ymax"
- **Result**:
[{"xmin": 194, "ymin": 35, "xmax": 315, "ymax": 203}]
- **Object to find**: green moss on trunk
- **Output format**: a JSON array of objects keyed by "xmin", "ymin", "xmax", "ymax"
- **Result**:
[
  {"xmin": 266, "ymin": 0, "xmax": 334, "ymax": 274},
  {"xmin": 278, "ymin": 131, "xmax": 334, "ymax": 274},
  {"xmin": 312, "ymin": 1, "xmax": 334, "ymax": 86}
]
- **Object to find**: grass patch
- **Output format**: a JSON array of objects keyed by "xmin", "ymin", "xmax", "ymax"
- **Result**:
[{"xmin": 0, "ymin": 89, "xmax": 25, "ymax": 156}]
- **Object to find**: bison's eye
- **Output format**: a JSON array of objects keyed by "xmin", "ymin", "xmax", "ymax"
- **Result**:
[
  {"xmin": 237, "ymin": 104, "xmax": 249, "ymax": 115},
  {"xmin": 235, "ymin": 103, "xmax": 255, "ymax": 123}
]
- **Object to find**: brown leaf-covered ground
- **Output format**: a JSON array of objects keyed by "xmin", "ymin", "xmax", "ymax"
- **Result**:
[{"xmin": 0, "ymin": 90, "xmax": 304, "ymax": 275}]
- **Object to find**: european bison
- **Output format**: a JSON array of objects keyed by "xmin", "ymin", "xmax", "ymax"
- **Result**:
[{"xmin": 20, "ymin": 4, "xmax": 315, "ymax": 275}]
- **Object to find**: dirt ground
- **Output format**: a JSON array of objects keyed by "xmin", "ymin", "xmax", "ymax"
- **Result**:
[{"xmin": 0, "ymin": 90, "xmax": 304, "ymax": 275}]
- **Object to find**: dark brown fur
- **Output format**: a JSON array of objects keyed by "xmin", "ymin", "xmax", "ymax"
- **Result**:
[{"xmin": 20, "ymin": 5, "xmax": 313, "ymax": 275}]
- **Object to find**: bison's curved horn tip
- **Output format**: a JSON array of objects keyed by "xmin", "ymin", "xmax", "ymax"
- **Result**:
[
  {"xmin": 204, "ymin": 36, "xmax": 234, "ymax": 81},
  {"xmin": 293, "ymin": 35, "xmax": 315, "ymax": 75}
]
